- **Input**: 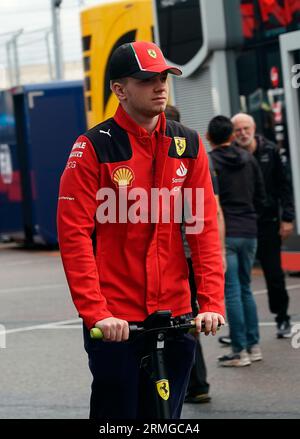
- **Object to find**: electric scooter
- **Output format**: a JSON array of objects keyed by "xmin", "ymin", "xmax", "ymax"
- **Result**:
[{"xmin": 90, "ymin": 310, "xmax": 220, "ymax": 419}]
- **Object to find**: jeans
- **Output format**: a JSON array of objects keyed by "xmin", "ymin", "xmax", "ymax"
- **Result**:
[{"xmin": 225, "ymin": 237, "xmax": 260, "ymax": 353}]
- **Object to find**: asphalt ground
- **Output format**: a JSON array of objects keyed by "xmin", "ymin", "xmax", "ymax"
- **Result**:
[{"xmin": 0, "ymin": 243, "xmax": 299, "ymax": 420}]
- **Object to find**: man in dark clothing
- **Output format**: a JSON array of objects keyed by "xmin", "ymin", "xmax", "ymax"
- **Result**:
[
  {"xmin": 209, "ymin": 115, "xmax": 267, "ymax": 366},
  {"xmin": 165, "ymin": 105, "xmax": 225, "ymax": 401},
  {"xmin": 232, "ymin": 113, "xmax": 295, "ymax": 338}
]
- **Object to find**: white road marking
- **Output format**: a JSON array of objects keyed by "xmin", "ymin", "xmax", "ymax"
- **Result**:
[{"xmin": 0, "ymin": 319, "xmax": 81, "ymax": 336}]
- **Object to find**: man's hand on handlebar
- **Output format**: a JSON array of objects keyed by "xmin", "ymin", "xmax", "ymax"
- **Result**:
[
  {"xmin": 94, "ymin": 317, "xmax": 129, "ymax": 342},
  {"xmin": 195, "ymin": 312, "xmax": 225, "ymax": 336}
]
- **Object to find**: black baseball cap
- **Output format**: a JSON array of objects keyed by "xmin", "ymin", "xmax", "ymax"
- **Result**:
[{"xmin": 109, "ymin": 41, "xmax": 182, "ymax": 80}]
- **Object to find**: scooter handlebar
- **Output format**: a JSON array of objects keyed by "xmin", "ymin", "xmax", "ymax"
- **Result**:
[{"xmin": 90, "ymin": 320, "xmax": 222, "ymax": 339}]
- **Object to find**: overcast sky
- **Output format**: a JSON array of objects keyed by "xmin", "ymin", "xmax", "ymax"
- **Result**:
[{"xmin": 0, "ymin": 0, "xmax": 107, "ymax": 66}]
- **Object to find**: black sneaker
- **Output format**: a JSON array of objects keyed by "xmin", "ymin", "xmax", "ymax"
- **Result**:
[
  {"xmin": 218, "ymin": 335, "xmax": 231, "ymax": 346},
  {"xmin": 277, "ymin": 319, "xmax": 292, "ymax": 338},
  {"xmin": 184, "ymin": 393, "xmax": 211, "ymax": 403}
]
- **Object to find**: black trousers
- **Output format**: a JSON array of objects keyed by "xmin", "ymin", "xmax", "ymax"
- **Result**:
[
  {"xmin": 83, "ymin": 324, "xmax": 196, "ymax": 419},
  {"xmin": 186, "ymin": 258, "xmax": 210, "ymax": 396},
  {"xmin": 257, "ymin": 221, "xmax": 289, "ymax": 323}
]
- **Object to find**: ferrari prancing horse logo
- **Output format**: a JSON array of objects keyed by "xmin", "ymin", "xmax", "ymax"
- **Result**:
[
  {"xmin": 174, "ymin": 137, "xmax": 186, "ymax": 156},
  {"xmin": 156, "ymin": 379, "xmax": 170, "ymax": 400},
  {"xmin": 147, "ymin": 49, "xmax": 157, "ymax": 59}
]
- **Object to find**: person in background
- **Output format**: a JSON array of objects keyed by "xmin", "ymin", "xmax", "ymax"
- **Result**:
[
  {"xmin": 209, "ymin": 115, "xmax": 266, "ymax": 367},
  {"xmin": 165, "ymin": 105, "xmax": 226, "ymax": 400},
  {"xmin": 232, "ymin": 113, "xmax": 295, "ymax": 339}
]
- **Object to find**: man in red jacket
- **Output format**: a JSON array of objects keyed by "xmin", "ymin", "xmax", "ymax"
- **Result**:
[{"xmin": 57, "ymin": 41, "xmax": 224, "ymax": 419}]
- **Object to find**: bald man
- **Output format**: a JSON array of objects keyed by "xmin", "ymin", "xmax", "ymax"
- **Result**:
[{"xmin": 231, "ymin": 113, "xmax": 295, "ymax": 339}]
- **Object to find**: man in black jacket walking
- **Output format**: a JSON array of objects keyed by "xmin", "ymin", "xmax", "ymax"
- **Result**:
[
  {"xmin": 232, "ymin": 113, "xmax": 295, "ymax": 338},
  {"xmin": 209, "ymin": 115, "xmax": 266, "ymax": 366}
]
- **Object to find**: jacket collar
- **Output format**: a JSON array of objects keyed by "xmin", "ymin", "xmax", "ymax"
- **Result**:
[
  {"xmin": 254, "ymin": 135, "xmax": 266, "ymax": 155},
  {"xmin": 114, "ymin": 104, "xmax": 166, "ymax": 138}
]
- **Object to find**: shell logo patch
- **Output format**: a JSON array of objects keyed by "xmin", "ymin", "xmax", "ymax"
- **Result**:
[
  {"xmin": 174, "ymin": 137, "xmax": 186, "ymax": 156},
  {"xmin": 156, "ymin": 379, "xmax": 170, "ymax": 400},
  {"xmin": 112, "ymin": 166, "xmax": 135, "ymax": 188},
  {"xmin": 148, "ymin": 49, "xmax": 157, "ymax": 59}
]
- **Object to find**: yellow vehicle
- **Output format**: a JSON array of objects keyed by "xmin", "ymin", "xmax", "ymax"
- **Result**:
[{"xmin": 80, "ymin": 0, "xmax": 153, "ymax": 128}]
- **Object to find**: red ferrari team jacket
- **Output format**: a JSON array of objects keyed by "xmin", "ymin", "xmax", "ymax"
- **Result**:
[{"xmin": 57, "ymin": 105, "xmax": 224, "ymax": 329}]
